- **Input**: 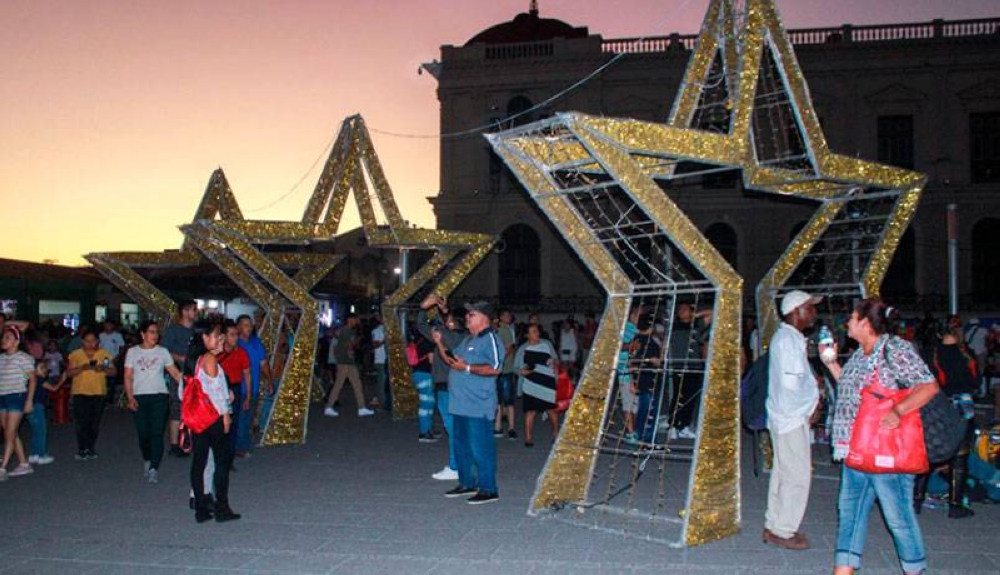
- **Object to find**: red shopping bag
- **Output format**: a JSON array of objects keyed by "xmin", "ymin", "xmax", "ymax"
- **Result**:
[
  {"xmin": 846, "ymin": 377, "xmax": 928, "ymax": 474},
  {"xmin": 555, "ymin": 368, "xmax": 574, "ymax": 412}
]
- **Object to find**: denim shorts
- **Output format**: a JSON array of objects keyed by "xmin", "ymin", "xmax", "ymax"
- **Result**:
[
  {"xmin": 0, "ymin": 392, "xmax": 27, "ymax": 413},
  {"xmin": 495, "ymin": 374, "xmax": 517, "ymax": 406}
]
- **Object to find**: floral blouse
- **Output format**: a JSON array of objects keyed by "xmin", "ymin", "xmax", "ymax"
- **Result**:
[{"xmin": 831, "ymin": 335, "xmax": 935, "ymax": 461}]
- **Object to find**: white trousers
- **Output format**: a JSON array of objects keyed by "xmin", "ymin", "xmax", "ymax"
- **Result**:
[{"xmin": 764, "ymin": 423, "xmax": 812, "ymax": 539}]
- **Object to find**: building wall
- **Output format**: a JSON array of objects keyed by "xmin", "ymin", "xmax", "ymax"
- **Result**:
[{"xmin": 430, "ymin": 22, "xmax": 1000, "ymax": 311}]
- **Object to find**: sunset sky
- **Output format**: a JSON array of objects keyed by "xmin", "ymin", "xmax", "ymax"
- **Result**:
[{"xmin": 2, "ymin": 0, "xmax": 996, "ymax": 265}]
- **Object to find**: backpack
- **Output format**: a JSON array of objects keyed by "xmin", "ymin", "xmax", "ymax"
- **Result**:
[
  {"xmin": 740, "ymin": 351, "xmax": 770, "ymax": 431},
  {"xmin": 181, "ymin": 358, "xmax": 220, "ymax": 433},
  {"xmin": 405, "ymin": 342, "xmax": 420, "ymax": 367}
]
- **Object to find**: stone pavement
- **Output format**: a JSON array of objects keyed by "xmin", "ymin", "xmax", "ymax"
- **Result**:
[{"xmin": 1, "ymin": 403, "xmax": 998, "ymax": 574}]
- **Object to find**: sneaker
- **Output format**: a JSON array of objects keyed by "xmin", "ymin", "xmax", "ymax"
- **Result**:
[
  {"xmin": 493, "ymin": 429, "xmax": 503, "ymax": 438},
  {"xmin": 324, "ymin": 407, "xmax": 339, "ymax": 417},
  {"xmin": 28, "ymin": 455, "xmax": 39, "ymax": 465},
  {"xmin": 0, "ymin": 469, "xmax": 6, "ymax": 481},
  {"xmin": 35, "ymin": 455, "xmax": 54, "ymax": 465},
  {"xmin": 8, "ymin": 463, "xmax": 33, "ymax": 477},
  {"xmin": 432, "ymin": 466, "xmax": 458, "ymax": 481},
  {"xmin": 147, "ymin": 468, "xmax": 159, "ymax": 484},
  {"xmin": 678, "ymin": 427, "xmax": 697, "ymax": 440},
  {"xmin": 507, "ymin": 430, "xmax": 517, "ymax": 440},
  {"xmin": 144, "ymin": 461, "xmax": 151, "ymax": 478},
  {"xmin": 444, "ymin": 486, "xmax": 477, "ymax": 498},
  {"xmin": 467, "ymin": 491, "xmax": 500, "ymax": 505},
  {"xmin": 418, "ymin": 433, "xmax": 439, "ymax": 443},
  {"xmin": 357, "ymin": 407, "xmax": 375, "ymax": 417},
  {"xmin": 85, "ymin": 450, "xmax": 99, "ymax": 460},
  {"xmin": 667, "ymin": 427, "xmax": 679, "ymax": 441},
  {"xmin": 75, "ymin": 451, "xmax": 88, "ymax": 461},
  {"xmin": 623, "ymin": 432, "xmax": 639, "ymax": 445}
]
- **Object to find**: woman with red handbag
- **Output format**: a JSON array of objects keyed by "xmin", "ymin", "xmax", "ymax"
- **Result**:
[
  {"xmin": 822, "ymin": 299, "xmax": 939, "ymax": 575},
  {"xmin": 183, "ymin": 322, "xmax": 240, "ymax": 523}
]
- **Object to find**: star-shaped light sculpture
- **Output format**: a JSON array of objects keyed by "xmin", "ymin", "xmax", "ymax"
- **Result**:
[
  {"xmin": 86, "ymin": 169, "xmax": 245, "ymax": 325},
  {"xmin": 217, "ymin": 115, "xmax": 494, "ymax": 421},
  {"xmin": 88, "ymin": 168, "xmax": 345, "ymax": 446},
  {"xmin": 487, "ymin": 0, "xmax": 925, "ymax": 547}
]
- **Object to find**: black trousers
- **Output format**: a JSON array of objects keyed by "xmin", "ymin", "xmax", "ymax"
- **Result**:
[
  {"xmin": 73, "ymin": 395, "xmax": 106, "ymax": 452},
  {"xmin": 191, "ymin": 417, "xmax": 232, "ymax": 508},
  {"xmin": 669, "ymin": 371, "xmax": 702, "ymax": 430}
]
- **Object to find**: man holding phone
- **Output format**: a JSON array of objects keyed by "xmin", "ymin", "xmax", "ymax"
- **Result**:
[{"xmin": 431, "ymin": 300, "xmax": 505, "ymax": 505}]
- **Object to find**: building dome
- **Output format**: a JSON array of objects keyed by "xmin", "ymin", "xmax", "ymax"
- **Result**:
[{"xmin": 466, "ymin": 9, "xmax": 588, "ymax": 46}]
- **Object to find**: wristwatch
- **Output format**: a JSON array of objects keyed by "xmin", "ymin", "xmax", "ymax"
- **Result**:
[{"xmin": 465, "ymin": 365, "xmax": 471, "ymax": 374}]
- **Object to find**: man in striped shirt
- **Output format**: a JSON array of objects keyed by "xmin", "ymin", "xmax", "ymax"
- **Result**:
[{"xmin": 431, "ymin": 300, "xmax": 505, "ymax": 505}]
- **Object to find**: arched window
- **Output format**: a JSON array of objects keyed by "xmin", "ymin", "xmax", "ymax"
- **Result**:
[
  {"xmin": 499, "ymin": 224, "xmax": 541, "ymax": 305},
  {"xmin": 972, "ymin": 218, "xmax": 1000, "ymax": 304},
  {"xmin": 882, "ymin": 227, "xmax": 916, "ymax": 301},
  {"xmin": 507, "ymin": 96, "xmax": 534, "ymax": 127},
  {"xmin": 705, "ymin": 222, "xmax": 738, "ymax": 269}
]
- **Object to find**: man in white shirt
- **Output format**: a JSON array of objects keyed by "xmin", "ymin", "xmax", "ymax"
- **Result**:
[
  {"xmin": 98, "ymin": 320, "xmax": 125, "ymax": 359},
  {"xmin": 99, "ymin": 320, "xmax": 126, "ymax": 404},
  {"xmin": 763, "ymin": 290, "xmax": 821, "ymax": 551},
  {"xmin": 371, "ymin": 316, "xmax": 389, "ymax": 411}
]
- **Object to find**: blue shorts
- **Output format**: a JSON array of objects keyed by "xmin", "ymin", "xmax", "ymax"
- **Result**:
[{"xmin": 0, "ymin": 392, "xmax": 27, "ymax": 413}]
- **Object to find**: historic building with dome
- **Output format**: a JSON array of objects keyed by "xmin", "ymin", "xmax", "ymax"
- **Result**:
[{"xmin": 423, "ymin": 4, "xmax": 1000, "ymax": 314}]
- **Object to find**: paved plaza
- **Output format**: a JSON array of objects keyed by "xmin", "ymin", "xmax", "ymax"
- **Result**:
[{"xmin": 1, "ymin": 401, "xmax": 998, "ymax": 574}]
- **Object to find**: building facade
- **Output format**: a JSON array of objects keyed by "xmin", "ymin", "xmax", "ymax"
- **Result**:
[{"xmin": 425, "ymin": 8, "xmax": 1000, "ymax": 313}]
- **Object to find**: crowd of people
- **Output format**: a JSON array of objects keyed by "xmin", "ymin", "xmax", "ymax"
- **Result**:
[{"xmin": 4, "ymin": 289, "xmax": 1000, "ymax": 566}]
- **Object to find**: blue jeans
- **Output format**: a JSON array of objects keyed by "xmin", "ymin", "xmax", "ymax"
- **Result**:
[
  {"xmin": 228, "ymin": 385, "xmax": 244, "ymax": 454},
  {"xmin": 412, "ymin": 371, "xmax": 434, "ymax": 434},
  {"xmin": 634, "ymin": 391, "xmax": 657, "ymax": 443},
  {"xmin": 452, "ymin": 414, "xmax": 497, "ymax": 494},
  {"xmin": 376, "ymin": 363, "xmax": 391, "ymax": 411},
  {"xmin": 436, "ymin": 390, "xmax": 456, "ymax": 470},
  {"xmin": 28, "ymin": 402, "xmax": 47, "ymax": 456},
  {"xmin": 237, "ymin": 392, "xmax": 258, "ymax": 452},
  {"xmin": 835, "ymin": 466, "xmax": 927, "ymax": 573}
]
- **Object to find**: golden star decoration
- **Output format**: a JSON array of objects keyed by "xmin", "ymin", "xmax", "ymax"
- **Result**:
[
  {"xmin": 487, "ymin": 0, "xmax": 925, "ymax": 547},
  {"xmin": 87, "ymin": 168, "xmax": 345, "ymax": 446},
  {"xmin": 221, "ymin": 115, "xmax": 494, "ymax": 421}
]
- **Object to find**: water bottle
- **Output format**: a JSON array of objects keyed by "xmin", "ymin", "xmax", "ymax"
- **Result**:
[
  {"xmin": 818, "ymin": 325, "xmax": 836, "ymax": 363},
  {"xmin": 818, "ymin": 324, "xmax": 834, "ymax": 346}
]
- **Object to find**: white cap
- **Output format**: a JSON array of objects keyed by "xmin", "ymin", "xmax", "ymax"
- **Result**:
[{"xmin": 780, "ymin": 290, "xmax": 823, "ymax": 316}]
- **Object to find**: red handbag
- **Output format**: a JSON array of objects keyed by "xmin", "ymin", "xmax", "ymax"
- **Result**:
[
  {"xmin": 555, "ymin": 368, "xmax": 574, "ymax": 412},
  {"xmin": 181, "ymin": 359, "xmax": 220, "ymax": 434},
  {"xmin": 846, "ymin": 369, "xmax": 928, "ymax": 474}
]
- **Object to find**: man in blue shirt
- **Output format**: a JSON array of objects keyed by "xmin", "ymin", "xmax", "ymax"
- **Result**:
[
  {"xmin": 236, "ymin": 314, "xmax": 271, "ymax": 455},
  {"xmin": 431, "ymin": 300, "xmax": 504, "ymax": 505}
]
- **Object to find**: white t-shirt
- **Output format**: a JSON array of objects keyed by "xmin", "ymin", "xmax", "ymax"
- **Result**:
[
  {"xmin": 99, "ymin": 331, "xmax": 126, "ymax": 358},
  {"xmin": 124, "ymin": 345, "xmax": 174, "ymax": 395},
  {"xmin": 965, "ymin": 324, "xmax": 988, "ymax": 355},
  {"xmin": 766, "ymin": 323, "xmax": 819, "ymax": 435},
  {"xmin": 371, "ymin": 325, "xmax": 386, "ymax": 364},
  {"xmin": 44, "ymin": 351, "xmax": 63, "ymax": 376}
]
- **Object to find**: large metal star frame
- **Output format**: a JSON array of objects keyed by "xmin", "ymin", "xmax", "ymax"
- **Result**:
[
  {"xmin": 215, "ymin": 114, "xmax": 494, "ymax": 424},
  {"xmin": 487, "ymin": 0, "xmax": 925, "ymax": 547},
  {"xmin": 85, "ymin": 169, "xmax": 244, "ymax": 326},
  {"xmin": 87, "ymin": 169, "xmax": 345, "ymax": 446}
]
